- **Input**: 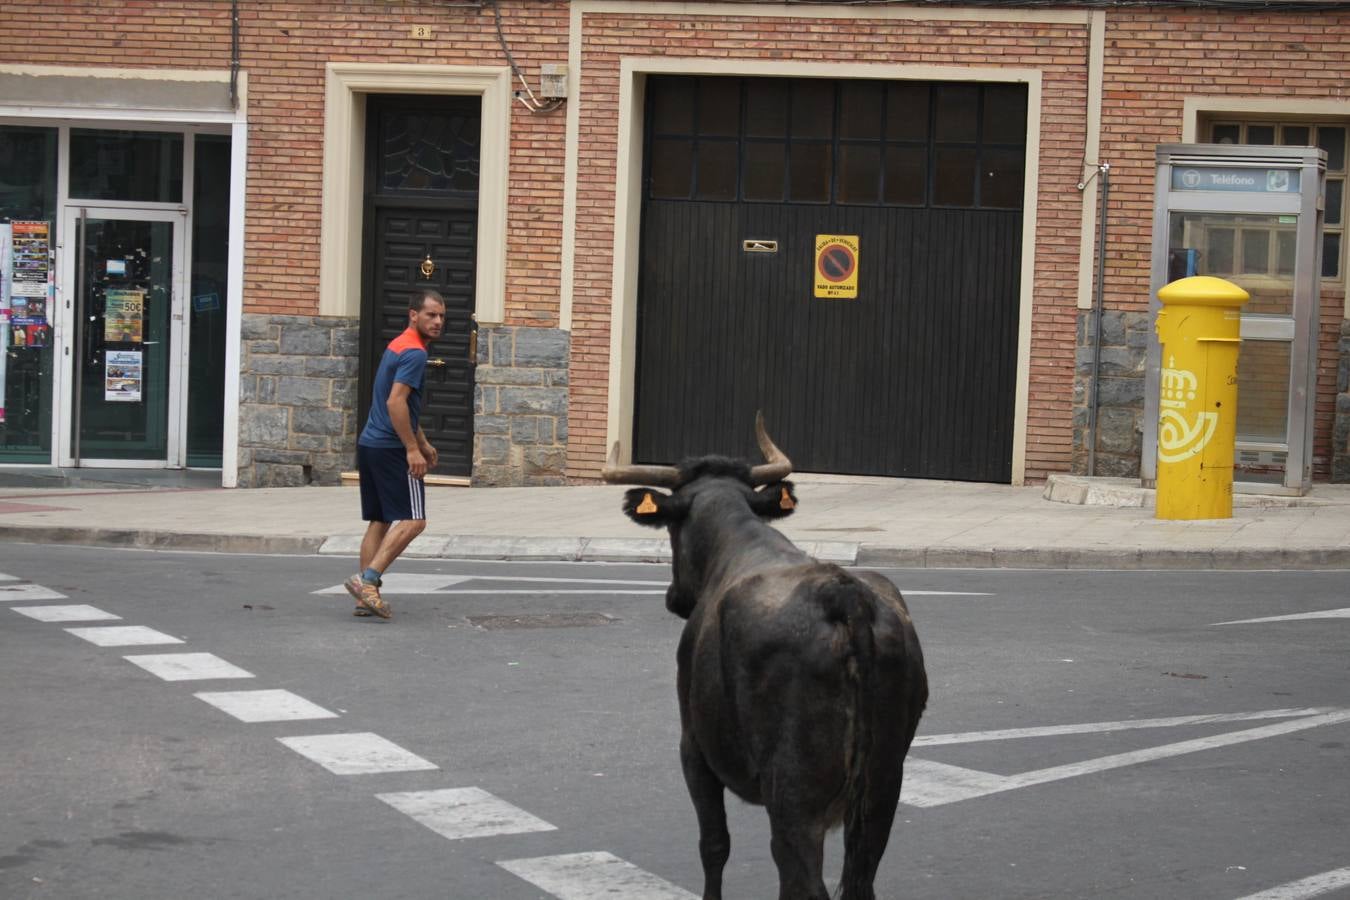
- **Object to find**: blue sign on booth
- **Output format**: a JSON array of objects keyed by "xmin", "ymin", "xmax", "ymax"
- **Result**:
[{"xmin": 1171, "ymin": 166, "xmax": 1300, "ymax": 193}]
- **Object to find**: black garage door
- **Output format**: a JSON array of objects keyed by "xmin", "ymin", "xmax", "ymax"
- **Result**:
[{"xmin": 633, "ymin": 76, "xmax": 1025, "ymax": 482}]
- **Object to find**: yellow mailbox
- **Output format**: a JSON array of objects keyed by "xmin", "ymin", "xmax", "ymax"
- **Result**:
[{"xmin": 1154, "ymin": 276, "xmax": 1249, "ymax": 520}]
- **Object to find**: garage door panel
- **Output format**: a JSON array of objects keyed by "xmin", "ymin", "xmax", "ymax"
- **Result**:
[{"xmin": 635, "ymin": 75, "xmax": 1023, "ymax": 482}]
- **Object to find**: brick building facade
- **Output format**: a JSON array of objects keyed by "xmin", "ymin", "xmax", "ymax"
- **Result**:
[{"xmin": 2, "ymin": 0, "xmax": 1347, "ymax": 488}]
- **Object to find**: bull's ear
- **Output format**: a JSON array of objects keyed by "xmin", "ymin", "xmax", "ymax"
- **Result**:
[
  {"xmin": 622, "ymin": 488, "xmax": 685, "ymax": 528},
  {"xmin": 750, "ymin": 481, "xmax": 797, "ymax": 518}
]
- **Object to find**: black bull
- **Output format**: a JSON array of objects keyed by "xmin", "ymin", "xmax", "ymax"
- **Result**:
[{"xmin": 604, "ymin": 420, "xmax": 927, "ymax": 900}]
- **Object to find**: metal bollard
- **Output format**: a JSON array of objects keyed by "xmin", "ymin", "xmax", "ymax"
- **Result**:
[{"xmin": 1154, "ymin": 276, "xmax": 1249, "ymax": 520}]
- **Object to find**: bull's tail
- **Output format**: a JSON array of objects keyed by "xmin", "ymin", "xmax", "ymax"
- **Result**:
[{"xmin": 820, "ymin": 575, "xmax": 878, "ymax": 900}]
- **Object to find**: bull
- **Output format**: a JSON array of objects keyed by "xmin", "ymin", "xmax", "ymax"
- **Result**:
[{"xmin": 603, "ymin": 414, "xmax": 928, "ymax": 900}]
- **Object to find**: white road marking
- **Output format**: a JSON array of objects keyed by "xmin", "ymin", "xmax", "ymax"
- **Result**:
[
  {"xmin": 123, "ymin": 652, "xmax": 254, "ymax": 682},
  {"xmin": 315, "ymin": 574, "xmax": 670, "ymax": 595},
  {"xmin": 0, "ymin": 572, "xmax": 17, "ymax": 582},
  {"xmin": 0, "ymin": 583, "xmax": 67, "ymax": 600},
  {"xmin": 276, "ymin": 732, "xmax": 438, "ymax": 775},
  {"xmin": 314, "ymin": 574, "xmax": 988, "ymax": 598},
  {"xmin": 64, "ymin": 625, "xmax": 183, "ymax": 647},
  {"xmin": 376, "ymin": 787, "xmax": 556, "ymax": 841},
  {"xmin": 902, "ymin": 591, "xmax": 993, "ymax": 596},
  {"xmin": 901, "ymin": 709, "xmax": 1350, "ymax": 808},
  {"xmin": 432, "ymin": 589, "xmax": 667, "ymax": 595},
  {"xmin": 11, "ymin": 604, "xmax": 119, "ymax": 622},
  {"xmin": 195, "ymin": 689, "xmax": 338, "ymax": 723},
  {"xmin": 498, "ymin": 851, "xmax": 697, "ymax": 900},
  {"xmin": 1215, "ymin": 608, "xmax": 1350, "ymax": 626},
  {"xmin": 1234, "ymin": 866, "xmax": 1350, "ymax": 899},
  {"xmin": 913, "ymin": 708, "xmax": 1330, "ymax": 746}
]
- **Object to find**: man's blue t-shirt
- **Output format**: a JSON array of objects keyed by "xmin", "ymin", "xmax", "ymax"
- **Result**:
[{"xmin": 359, "ymin": 327, "xmax": 429, "ymax": 448}]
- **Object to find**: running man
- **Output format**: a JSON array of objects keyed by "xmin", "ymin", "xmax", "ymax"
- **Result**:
[{"xmin": 345, "ymin": 288, "xmax": 446, "ymax": 619}]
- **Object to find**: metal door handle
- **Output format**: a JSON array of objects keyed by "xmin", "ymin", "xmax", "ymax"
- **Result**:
[{"xmin": 427, "ymin": 358, "xmax": 446, "ymax": 368}]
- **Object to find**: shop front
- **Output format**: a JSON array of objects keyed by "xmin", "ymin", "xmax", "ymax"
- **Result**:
[{"xmin": 0, "ymin": 68, "xmax": 244, "ymax": 480}]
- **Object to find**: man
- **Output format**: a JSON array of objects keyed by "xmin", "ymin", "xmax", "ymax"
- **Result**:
[{"xmin": 344, "ymin": 288, "xmax": 445, "ymax": 620}]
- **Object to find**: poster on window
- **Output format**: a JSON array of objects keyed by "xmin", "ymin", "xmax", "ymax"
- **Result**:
[
  {"xmin": 9, "ymin": 221, "xmax": 51, "ymax": 299},
  {"xmin": 105, "ymin": 349, "xmax": 143, "ymax": 402},
  {"xmin": 104, "ymin": 289, "xmax": 144, "ymax": 343}
]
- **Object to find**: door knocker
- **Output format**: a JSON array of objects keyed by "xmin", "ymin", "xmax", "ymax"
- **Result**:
[{"xmin": 420, "ymin": 255, "xmax": 436, "ymax": 278}]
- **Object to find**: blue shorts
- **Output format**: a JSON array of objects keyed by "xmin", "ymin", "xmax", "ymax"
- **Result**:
[{"xmin": 357, "ymin": 444, "xmax": 427, "ymax": 523}]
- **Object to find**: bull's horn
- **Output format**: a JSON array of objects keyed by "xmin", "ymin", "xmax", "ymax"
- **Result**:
[
  {"xmin": 749, "ymin": 411, "xmax": 793, "ymax": 484},
  {"xmin": 600, "ymin": 441, "xmax": 681, "ymax": 487}
]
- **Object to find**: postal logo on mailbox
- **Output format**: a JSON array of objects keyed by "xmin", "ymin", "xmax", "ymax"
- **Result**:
[
  {"xmin": 1157, "ymin": 359, "xmax": 1219, "ymax": 463},
  {"xmin": 814, "ymin": 235, "xmax": 859, "ymax": 299}
]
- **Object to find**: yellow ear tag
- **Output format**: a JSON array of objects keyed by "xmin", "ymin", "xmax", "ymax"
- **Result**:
[
  {"xmin": 780, "ymin": 487, "xmax": 795, "ymax": 510},
  {"xmin": 637, "ymin": 492, "xmax": 659, "ymax": 515}
]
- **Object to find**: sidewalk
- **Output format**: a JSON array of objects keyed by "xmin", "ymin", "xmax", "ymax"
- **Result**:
[{"xmin": 3, "ymin": 471, "xmax": 1350, "ymax": 569}]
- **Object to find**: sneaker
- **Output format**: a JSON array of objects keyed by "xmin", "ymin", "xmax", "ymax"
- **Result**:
[
  {"xmin": 353, "ymin": 577, "xmax": 392, "ymax": 620},
  {"xmin": 344, "ymin": 574, "xmax": 373, "ymax": 617}
]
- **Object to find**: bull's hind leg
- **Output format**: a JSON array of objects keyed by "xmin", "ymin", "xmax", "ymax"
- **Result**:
[
  {"xmin": 680, "ymin": 737, "xmax": 730, "ymax": 900},
  {"xmin": 766, "ymin": 811, "xmax": 830, "ymax": 900},
  {"xmin": 838, "ymin": 771, "xmax": 902, "ymax": 900}
]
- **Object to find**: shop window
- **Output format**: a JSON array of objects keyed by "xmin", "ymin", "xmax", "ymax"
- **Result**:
[
  {"xmin": 1207, "ymin": 119, "xmax": 1348, "ymax": 280},
  {"xmin": 187, "ymin": 134, "xmax": 232, "ymax": 468},
  {"xmin": 69, "ymin": 129, "xmax": 183, "ymax": 203},
  {"xmin": 0, "ymin": 124, "xmax": 58, "ymax": 463}
]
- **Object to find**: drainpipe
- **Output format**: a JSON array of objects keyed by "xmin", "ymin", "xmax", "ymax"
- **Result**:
[
  {"xmin": 229, "ymin": 0, "xmax": 240, "ymax": 110},
  {"xmin": 1086, "ymin": 163, "xmax": 1110, "ymax": 477}
]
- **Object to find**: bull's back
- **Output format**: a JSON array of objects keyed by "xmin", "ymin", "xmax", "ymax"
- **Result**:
[{"xmin": 681, "ymin": 564, "xmax": 922, "ymax": 805}]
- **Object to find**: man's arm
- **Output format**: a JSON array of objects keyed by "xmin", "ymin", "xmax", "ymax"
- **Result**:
[
  {"xmin": 386, "ymin": 382, "xmax": 428, "ymax": 478},
  {"xmin": 416, "ymin": 426, "xmax": 439, "ymax": 470}
]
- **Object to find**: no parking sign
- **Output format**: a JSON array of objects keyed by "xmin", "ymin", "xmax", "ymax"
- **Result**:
[{"xmin": 813, "ymin": 234, "xmax": 859, "ymax": 299}]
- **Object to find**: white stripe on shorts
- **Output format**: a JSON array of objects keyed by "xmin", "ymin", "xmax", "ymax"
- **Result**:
[{"xmin": 407, "ymin": 471, "xmax": 423, "ymax": 520}]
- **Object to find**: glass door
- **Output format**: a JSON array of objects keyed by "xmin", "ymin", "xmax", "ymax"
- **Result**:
[
  {"xmin": 1168, "ymin": 211, "xmax": 1299, "ymax": 485},
  {"xmin": 58, "ymin": 207, "xmax": 186, "ymax": 466}
]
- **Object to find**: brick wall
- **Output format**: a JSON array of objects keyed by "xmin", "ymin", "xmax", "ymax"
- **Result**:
[
  {"xmin": 8, "ymin": 1, "xmax": 1349, "ymax": 484},
  {"xmin": 0, "ymin": 0, "xmax": 570, "ymax": 326},
  {"xmin": 1095, "ymin": 8, "xmax": 1350, "ymax": 479}
]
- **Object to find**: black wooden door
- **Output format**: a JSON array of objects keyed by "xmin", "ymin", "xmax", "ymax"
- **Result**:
[
  {"xmin": 360, "ymin": 94, "xmax": 480, "ymax": 478},
  {"xmin": 634, "ymin": 76, "xmax": 1025, "ymax": 482}
]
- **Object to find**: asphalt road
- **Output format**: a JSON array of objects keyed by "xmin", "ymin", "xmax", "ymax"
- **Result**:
[{"xmin": 1, "ymin": 545, "xmax": 1347, "ymax": 900}]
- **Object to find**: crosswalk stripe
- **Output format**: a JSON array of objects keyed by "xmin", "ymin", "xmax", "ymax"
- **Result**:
[
  {"xmin": 123, "ymin": 652, "xmax": 254, "ymax": 682},
  {"xmin": 11, "ymin": 604, "xmax": 118, "ymax": 622},
  {"xmin": 195, "ymin": 689, "xmax": 339, "ymax": 723},
  {"xmin": 377, "ymin": 787, "xmax": 556, "ymax": 841},
  {"xmin": 65, "ymin": 625, "xmax": 183, "ymax": 647},
  {"xmin": 276, "ymin": 732, "xmax": 438, "ymax": 775},
  {"xmin": 498, "ymin": 851, "xmax": 697, "ymax": 900},
  {"xmin": 0, "ymin": 583, "xmax": 67, "ymax": 601}
]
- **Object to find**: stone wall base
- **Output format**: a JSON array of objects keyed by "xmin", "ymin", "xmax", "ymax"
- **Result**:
[
  {"xmin": 1072, "ymin": 309, "xmax": 1149, "ymax": 478},
  {"xmin": 473, "ymin": 325, "xmax": 569, "ymax": 486}
]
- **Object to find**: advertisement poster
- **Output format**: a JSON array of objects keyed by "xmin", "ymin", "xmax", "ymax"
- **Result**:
[
  {"xmin": 104, "ymin": 289, "xmax": 144, "ymax": 343},
  {"xmin": 10, "ymin": 220, "xmax": 50, "ymax": 300},
  {"xmin": 105, "ymin": 349, "xmax": 143, "ymax": 402}
]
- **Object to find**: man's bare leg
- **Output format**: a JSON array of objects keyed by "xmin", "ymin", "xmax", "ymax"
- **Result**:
[
  {"xmin": 360, "ymin": 521, "xmax": 390, "ymax": 572},
  {"xmin": 369, "ymin": 519, "xmax": 427, "ymax": 573}
]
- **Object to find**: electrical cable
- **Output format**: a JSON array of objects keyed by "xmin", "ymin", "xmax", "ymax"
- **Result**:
[{"xmin": 488, "ymin": 0, "xmax": 565, "ymax": 114}]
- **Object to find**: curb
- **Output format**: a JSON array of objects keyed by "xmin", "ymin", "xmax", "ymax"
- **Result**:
[
  {"xmin": 7, "ymin": 525, "xmax": 1350, "ymax": 569},
  {"xmin": 0, "ymin": 526, "xmax": 326, "ymax": 556}
]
